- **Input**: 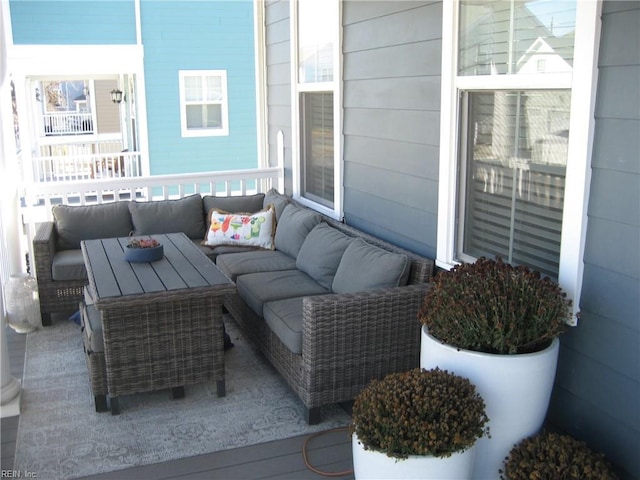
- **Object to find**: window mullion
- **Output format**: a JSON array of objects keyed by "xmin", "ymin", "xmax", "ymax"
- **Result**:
[{"xmin": 457, "ymin": 73, "xmax": 572, "ymax": 91}]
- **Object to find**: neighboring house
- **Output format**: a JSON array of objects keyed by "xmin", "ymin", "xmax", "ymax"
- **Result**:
[
  {"xmin": 6, "ymin": 0, "xmax": 259, "ymax": 177},
  {"xmin": 1, "ymin": 0, "xmax": 638, "ymax": 479}
]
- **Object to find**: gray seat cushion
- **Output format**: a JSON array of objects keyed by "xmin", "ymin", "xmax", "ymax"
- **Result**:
[
  {"xmin": 332, "ymin": 239, "xmax": 410, "ymax": 294},
  {"xmin": 196, "ymin": 242, "xmax": 260, "ymax": 261},
  {"xmin": 129, "ymin": 194, "xmax": 205, "ymax": 239},
  {"xmin": 236, "ymin": 270, "xmax": 329, "ymax": 316},
  {"xmin": 263, "ymin": 297, "xmax": 307, "ymax": 354},
  {"xmin": 52, "ymin": 250, "xmax": 87, "ymax": 281},
  {"xmin": 216, "ymin": 250, "xmax": 297, "ymax": 281},
  {"xmin": 273, "ymin": 204, "xmax": 321, "ymax": 259},
  {"xmin": 53, "ymin": 201, "xmax": 133, "ymax": 250},
  {"xmin": 296, "ymin": 223, "xmax": 352, "ymax": 290}
]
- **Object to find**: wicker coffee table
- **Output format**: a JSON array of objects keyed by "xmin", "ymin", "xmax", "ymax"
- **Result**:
[{"xmin": 81, "ymin": 232, "xmax": 235, "ymax": 414}]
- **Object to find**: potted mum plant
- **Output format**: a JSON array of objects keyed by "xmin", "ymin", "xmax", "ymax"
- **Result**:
[
  {"xmin": 418, "ymin": 257, "xmax": 573, "ymax": 479},
  {"xmin": 501, "ymin": 431, "xmax": 619, "ymax": 480},
  {"xmin": 125, "ymin": 233, "xmax": 164, "ymax": 262},
  {"xmin": 351, "ymin": 368, "xmax": 489, "ymax": 479}
]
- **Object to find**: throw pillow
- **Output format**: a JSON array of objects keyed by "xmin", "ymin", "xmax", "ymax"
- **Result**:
[
  {"xmin": 332, "ymin": 239, "xmax": 410, "ymax": 294},
  {"xmin": 203, "ymin": 205, "xmax": 276, "ymax": 250}
]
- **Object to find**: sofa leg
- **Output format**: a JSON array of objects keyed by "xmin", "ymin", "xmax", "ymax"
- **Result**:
[
  {"xmin": 94, "ymin": 395, "xmax": 108, "ymax": 413},
  {"xmin": 41, "ymin": 313, "xmax": 52, "ymax": 327},
  {"xmin": 307, "ymin": 407, "xmax": 321, "ymax": 425},
  {"xmin": 110, "ymin": 397, "xmax": 121, "ymax": 415},
  {"xmin": 172, "ymin": 386, "xmax": 185, "ymax": 399},
  {"xmin": 216, "ymin": 379, "xmax": 226, "ymax": 397}
]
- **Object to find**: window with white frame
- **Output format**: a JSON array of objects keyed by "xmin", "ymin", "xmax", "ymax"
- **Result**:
[
  {"xmin": 291, "ymin": 0, "xmax": 342, "ymax": 218},
  {"xmin": 437, "ymin": 0, "xmax": 601, "ymax": 318},
  {"xmin": 179, "ymin": 70, "xmax": 229, "ymax": 137}
]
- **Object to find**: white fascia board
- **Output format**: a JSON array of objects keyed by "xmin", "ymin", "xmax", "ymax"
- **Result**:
[{"xmin": 8, "ymin": 45, "xmax": 144, "ymax": 77}]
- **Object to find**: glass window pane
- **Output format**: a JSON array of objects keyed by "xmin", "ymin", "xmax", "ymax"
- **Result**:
[
  {"xmin": 298, "ymin": 0, "xmax": 335, "ymax": 83},
  {"xmin": 301, "ymin": 92, "xmax": 334, "ymax": 206},
  {"xmin": 185, "ymin": 76, "xmax": 203, "ymax": 102},
  {"xmin": 460, "ymin": 90, "xmax": 570, "ymax": 279},
  {"xmin": 205, "ymin": 76, "xmax": 222, "ymax": 101},
  {"xmin": 186, "ymin": 104, "xmax": 223, "ymax": 129},
  {"xmin": 458, "ymin": 0, "xmax": 576, "ymax": 76},
  {"xmin": 204, "ymin": 105, "xmax": 222, "ymax": 128},
  {"xmin": 186, "ymin": 105, "xmax": 204, "ymax": 129}
]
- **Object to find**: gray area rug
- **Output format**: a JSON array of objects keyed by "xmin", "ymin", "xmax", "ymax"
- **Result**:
[{"xmin": 14, "ymin": 317, "xmax": 351, "ymax": 479}]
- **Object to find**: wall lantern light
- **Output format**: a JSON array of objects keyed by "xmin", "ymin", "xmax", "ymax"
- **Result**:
[{"xmin": 110, "ymin": 89, "xmax": 123, "ymax": 104}]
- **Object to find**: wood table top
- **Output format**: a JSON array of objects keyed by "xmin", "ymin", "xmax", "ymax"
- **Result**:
[{"xmin": 81, "ymin": 232, "xmax": 235, "ymax": 307}]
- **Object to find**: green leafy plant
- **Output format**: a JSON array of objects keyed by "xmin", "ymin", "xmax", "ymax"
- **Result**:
[
  {"xmin": 501, "ymin": 431, "xmax": 618, "ymax": 479},
  {"xmin": 418, "ymin": 257, "xmax": 572, "ymax": 354},
  {"xmin": 351, "ymin": 368, "xmax": 489, "ymax": 460}
]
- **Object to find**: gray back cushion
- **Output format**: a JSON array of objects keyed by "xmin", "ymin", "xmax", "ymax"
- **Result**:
[
  {"xmin": 296, "ymin": 223, "xmax": 352, "ymax": 290},
  {"xmin": 332, "ymin": 239, "xmax": 410, "ymax": 294},
  {"xmin": 263, "ymin": 188, "xmax": 290, "ymax": 222},
  {"xmin": 274, "ymin": 204, "xmax": 321, "ymax": 258},
  {"xmin": 129, "ymin": 195, "xmax": 205, "ymax": 239},
  {"xmin": 203, "ymin": 193, "xmax": 265, "ymax": 215},
  {"xmin": 53, "ymin": 201, "xmax": 133, "ymax": 250}
]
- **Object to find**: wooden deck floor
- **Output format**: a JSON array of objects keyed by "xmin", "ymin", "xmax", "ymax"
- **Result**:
[{"xmin": 1, "ymin": 325, "xmax": 355, "ymax": 480}]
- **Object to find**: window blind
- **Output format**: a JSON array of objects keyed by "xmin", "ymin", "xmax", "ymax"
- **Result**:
[
  {"xmin": 461, "ymin": 90, "xmax": 569, "ymax": 279},
  {"xmin": 300, "ymin": 92, "xmax": 334, "ymax": 207}
]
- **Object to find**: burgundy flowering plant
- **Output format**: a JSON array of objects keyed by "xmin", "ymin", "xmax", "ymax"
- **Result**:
[
  {"xmin": 501, "ymin": 431, "xmax": 618, "ymax": 480},
  {"xmin": 351, "ymin": 368, "xmax": 489, "ymax": 460},
  {"xmin": 419, "ymin": 257, "xmax": 572, "ymax": 354},
  {"xmin": 128, "ymin": 232, "xmax": 160, "ymax": 249}
]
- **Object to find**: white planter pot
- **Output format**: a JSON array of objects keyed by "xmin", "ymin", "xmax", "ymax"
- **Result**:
[
  {"xmin": 352, "ymin": 434, "xmax": 475, "ymax": 480},
  {"xmin": 420, "ymin": 326, "xmax": 559, "ymax": 480}
]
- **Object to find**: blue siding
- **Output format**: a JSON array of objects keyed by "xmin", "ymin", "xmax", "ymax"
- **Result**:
[
  {"xmin": 141, "ymin": 0, "xmax": 258, "ymax": 174},
  {"xmin": 10, "ymin": 0, "xmax": 136, "ymax": 45}
]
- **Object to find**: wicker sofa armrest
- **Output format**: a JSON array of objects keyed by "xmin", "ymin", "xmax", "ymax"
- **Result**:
[
  {"xmin": 301, "ymin": 282, "xmax": 431, "ymax": 379},
  {"xmin": 33, "ymin": 221, "xmax": 57, "ymax": 282}
]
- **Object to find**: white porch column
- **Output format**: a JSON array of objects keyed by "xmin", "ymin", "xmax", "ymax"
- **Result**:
[
  {"xmin": 0, "ymin": 0, "xmax": 22, "ymax": 418},
  {"xmin": 1, "ymin": 306, "xmax": 21, "ymax": 418}
]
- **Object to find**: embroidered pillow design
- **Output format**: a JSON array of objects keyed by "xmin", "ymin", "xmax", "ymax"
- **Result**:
[{"xmin": 203, "ymin": 205, "xmax": 275, "ymax": 249}]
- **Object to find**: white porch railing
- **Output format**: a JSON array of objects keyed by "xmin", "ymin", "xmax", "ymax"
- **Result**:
[
  {"xmin": 19, "ymin": 166, "xmax": 284, "ymax": 266},
  {"xmin": 43, "ymin": 112, "xmax": 94, "ymax": 136},
  {"xmin": 33, "ymin": 149, "xmax": 142, "ymax": 182}
]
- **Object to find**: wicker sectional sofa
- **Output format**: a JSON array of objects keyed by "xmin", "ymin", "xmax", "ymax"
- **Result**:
[
  {"xmin": 32, "ymin": 189, "xmax": 434, "ymax": 423},
  {"xmin": 33, "ymin": 191, "xmax": 273, "ymax": 325}
]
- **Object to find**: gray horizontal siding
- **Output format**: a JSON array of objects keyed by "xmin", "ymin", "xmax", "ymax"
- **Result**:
[
  {"xmin": 343, "ymin": 188, "xmax": 437, "ymax": 259},
  {"xmin": 591, "ymin": 118, "xmax": 640, "ymax": 173},
  {"xmin": 341, "ymin": 1, "xmax": 442, "ymax": 256},
  {"xmin": 548, "ymin": 2, "xmax": 640, "ymax": 478},
  {"xmin": 265, "ymin": 0, "xmax": 292, "ymax": 191},
  {"xmin": 344, "ymin": 109, "xmax": 440, "ymax": 146}
]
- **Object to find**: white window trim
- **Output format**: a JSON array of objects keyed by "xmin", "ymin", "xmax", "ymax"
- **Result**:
[
  {"xmin": 179, "ymin": 70, "xmax": 229, "ymax": 138},
  {"xmin": 289, "ymin": 0, "xmax": 343, "ymax": 221},
  {"xmin": 436, "ymin": 0, "xmax": 602, "ymax": 323}
]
